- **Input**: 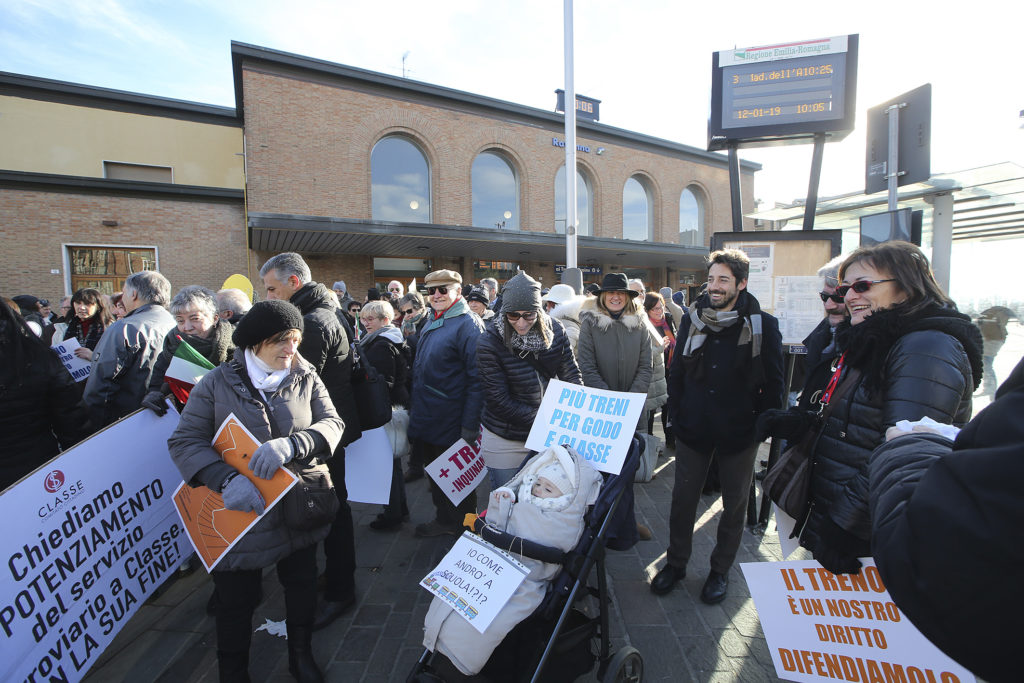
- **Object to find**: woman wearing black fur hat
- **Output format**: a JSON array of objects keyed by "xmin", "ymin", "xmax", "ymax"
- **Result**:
[{"xmin": 757, "ymin": 241, "xmax": 982, "ymax": 575}]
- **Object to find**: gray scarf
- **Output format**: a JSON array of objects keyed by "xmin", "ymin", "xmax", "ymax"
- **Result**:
[{"xmin": 681, "ymin": 306, "xmax": 762, "ymax": 361}]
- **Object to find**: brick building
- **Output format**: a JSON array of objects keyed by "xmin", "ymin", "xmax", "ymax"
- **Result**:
[{"xmin": 1, "ymin": 42, "xmax": 760, "ymax": 304}]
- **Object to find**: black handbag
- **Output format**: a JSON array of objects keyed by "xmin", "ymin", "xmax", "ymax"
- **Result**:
[
  {"xmin": 282, "ymin": 464, "xmax": 340, "ymax": 531},
  {"xmin": 351, "ymin": 347, "xmax": 392, "ymax": 430},
  {"xmin": 763, "ymin": 367, "xmax": 862, "ymax": 527}
]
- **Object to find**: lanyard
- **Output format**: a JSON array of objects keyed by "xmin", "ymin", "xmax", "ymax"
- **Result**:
[{"xmin": 820, "ymin": 352, "xmax": 846, "ymax": 408}]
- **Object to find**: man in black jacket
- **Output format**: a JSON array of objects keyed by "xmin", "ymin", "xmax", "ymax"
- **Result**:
[
  {"xmin": 651, "ymin": 249, "xmax": 784, "ymax": 603},
  {"xmin": 261, "ymin": 252, "xmax": 361, "ymax": 629}
]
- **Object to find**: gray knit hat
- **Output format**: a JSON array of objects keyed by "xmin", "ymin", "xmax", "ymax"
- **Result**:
[{"xmin": 500, "ymin": 272, "xmax": 542, "ymax": 313}]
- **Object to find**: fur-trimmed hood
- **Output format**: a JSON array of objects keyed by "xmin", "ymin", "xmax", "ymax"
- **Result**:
[
  {"xmin": 837, "ymin": 303, "xmax": 984, "ymax": 393},
  {"xmin": 549, "ymin": 295, "xmax": 587, "ymax": 323},
  {"xmin": 578, "ymin": 296, "xmax": 645, "ymax": 331}
]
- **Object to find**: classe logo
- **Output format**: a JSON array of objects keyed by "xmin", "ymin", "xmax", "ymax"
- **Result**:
[{"xmin": 44, "ymin": 470, "xmax": 66, "ymax": 493}]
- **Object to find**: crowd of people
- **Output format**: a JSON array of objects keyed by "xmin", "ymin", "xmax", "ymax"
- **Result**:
[{"xmin": 2, "ymin": 240, "xmax": 1019, "ymax": 682}]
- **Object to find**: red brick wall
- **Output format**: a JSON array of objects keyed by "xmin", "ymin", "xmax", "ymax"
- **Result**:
[{"xmin": 0, "ymin": 188, "xmax": 246, "ymax": 302}]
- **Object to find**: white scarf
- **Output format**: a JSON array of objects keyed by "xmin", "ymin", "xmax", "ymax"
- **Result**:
[{"xmin": 244, "ymin": 348, "xmax": 290, "ymax": 398}]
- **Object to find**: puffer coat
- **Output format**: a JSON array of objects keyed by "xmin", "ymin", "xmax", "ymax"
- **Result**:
[
  {"xmin": 644, "ymin": 320, "xmax": 668, "ymax": 413},
  {"xmin": 477, "ymin": 314, "xmax": 582, "ymax": 442},
  {"xmin": 290, "ymin": 282, "xmax": 362, "ymax": 446},
  {"xmin": 407, "ymin": 298, "xmax": 485, "ymax": 447},
  {"xmin": 167, "ymin": 349, "xmax": 343, "ymax": 571},
  {"xmin": 576, "ymin": 298, "xmax": 652, "ymax": 395},
  {"xmin": 802, "ymin": 304, "xmax": 983, "ymax": 554}
]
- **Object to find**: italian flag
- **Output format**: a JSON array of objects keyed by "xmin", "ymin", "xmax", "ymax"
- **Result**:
[{"xmin": 165, "ymin": 336, "xmax": 215, "ymax": 404}]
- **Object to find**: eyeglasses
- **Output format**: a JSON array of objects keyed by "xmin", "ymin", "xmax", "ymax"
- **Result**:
[
  {"xmin": 835, "ymin": 279, "xmax": 896, "ymax": 298},
  {"xmin": 506, "ymin": 311, "xmax": 538, "ymax": 322},
  {"xmin": 401, "ymin": 308, "xmax": 415, "ymax": 315},
  {"xmin": 819, "ymin": 291, "xmax": 844, "ymax": 304},
  {"xmin": 426, "ymin": 286, "xmax": 452, "ymax": 295}
]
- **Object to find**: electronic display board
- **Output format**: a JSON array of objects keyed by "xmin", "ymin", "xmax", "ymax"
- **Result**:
[{"xmin": 708, "ymin": 35, "xmax": 858, "ymax": 150}]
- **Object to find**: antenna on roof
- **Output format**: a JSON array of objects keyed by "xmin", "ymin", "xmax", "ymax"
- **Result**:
[{"xmin": 402, "ymin": 51, "xmax": 411, "ymax": 78}]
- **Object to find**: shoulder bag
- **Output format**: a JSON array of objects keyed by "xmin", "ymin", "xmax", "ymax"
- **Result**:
[{"xmin": 350, "ymin": 345, "xmax": 392, "ymax": 430}]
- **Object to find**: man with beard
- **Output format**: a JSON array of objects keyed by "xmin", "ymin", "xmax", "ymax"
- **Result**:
[{"xmin": 651, "ymin": 249, "xmax": 784, "ymax": 603}]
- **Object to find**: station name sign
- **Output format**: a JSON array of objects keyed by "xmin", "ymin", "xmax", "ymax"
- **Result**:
[{"xmin": 708, "ymin": 34, "xmax": 858, "ymax": 150}]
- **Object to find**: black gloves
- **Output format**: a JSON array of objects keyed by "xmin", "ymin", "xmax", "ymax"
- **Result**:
[
  {"xmin": 755, "ymin": 408, "xmax": 817, "ymax": 443},
  {"xmin": 141, "ymin": 390, "xmax": 168, "ymax": 416},
  {"xmin": 813, "ymin": 516, "xmax": 863, "ymax": 575}
]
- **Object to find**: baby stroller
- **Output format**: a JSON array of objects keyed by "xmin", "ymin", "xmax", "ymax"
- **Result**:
[{"xmin": 408, "ymin": 435, "xmax": 646, "ymax": 683}]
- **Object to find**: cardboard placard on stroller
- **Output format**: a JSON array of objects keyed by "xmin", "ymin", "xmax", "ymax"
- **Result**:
[
  {"xmin": 740, "ymin": 559, "xmax": 974, "ymax": 683},
  {"xmin": 426, "ymin": 438, "xmax": 487, "ymax": 505},
  {"xmin": 524, "ymin": 379, "xmax": 646, "ymax": 475},
  {"xmin": 420, "ymin": 532, "xmax": 530, "ymax": 634}
]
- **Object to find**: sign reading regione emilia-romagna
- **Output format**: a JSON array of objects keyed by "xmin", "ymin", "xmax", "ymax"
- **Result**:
[{"xmin": 708, "ymin": 35, "xmax": 859, "ymax": 150}]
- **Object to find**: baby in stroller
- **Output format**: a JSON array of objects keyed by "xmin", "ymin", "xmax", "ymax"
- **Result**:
[{"xmin": 422, "ymin": 445, "xmax": 602, "ymax": 678}]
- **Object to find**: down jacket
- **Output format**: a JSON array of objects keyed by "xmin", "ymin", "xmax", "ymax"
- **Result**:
[
  {"xmin": 167, "ymin": 349, "xmax": 343, "ymax": 571},
  {"xmin": 644, "ymin": 319, "xmax": 668, "ymax": 413},
  {"xmin": 290, "ymin": 282, "xmax": 362, "ymax": 446},
  {"xmin": 423, "ymin": 445, "xmax": 602, "ymax": 675},
  {"xmin": 576, "ymin": 298, "xmax": 652, "ymax": 395},
  {"xmin": 478, "ymin": 314, "xmax": 582, "ymax": 442},
  {"xmin": 868, "ymin": 357, "xmax": 1024, "ymax": 683},
  {"xmin": 802, "ymin": 304, "xmax": 983, "ymax": 554},
  {"xmin": 83, "ymin": 302, "xmax": 176, "ymax": 427},
  {"xmin": 407, "ymin": 298, "xmax": 485, "ymax": 447}
]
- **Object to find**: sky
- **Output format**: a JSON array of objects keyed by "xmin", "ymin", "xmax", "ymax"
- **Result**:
[{"xmin": 2, "ymin": 0, "xmax": 1022, "ymax": 209}]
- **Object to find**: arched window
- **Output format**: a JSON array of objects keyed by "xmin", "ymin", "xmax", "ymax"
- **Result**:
[
  {"xmin": 623, "ymin": 176, "xmax": 652, "ymax": 241},
  {"xmin": 371, "ymin": 136, "xmax": 430, "ymax": 223},
  {"xmin": 472, "ymin": 151, "xmax": 518, "ymax": 229},
  {"xmin": 679, "ymin": 186, "xmax": 705, "ymax": 246},
  {"xmin": 554, "ymin": 166, "xmax": 592, "ymax": 236}
]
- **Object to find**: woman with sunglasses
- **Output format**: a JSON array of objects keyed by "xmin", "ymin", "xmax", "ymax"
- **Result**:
[
  {"xmin": 757, "ymin": 241, "xmax": 982, "ymax": 574},
  {"xmin": 476, "ymin": 272, "xmax": 582, "ymax": 488}
]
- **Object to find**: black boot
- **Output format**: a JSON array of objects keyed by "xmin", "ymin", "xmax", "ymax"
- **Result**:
[
  {"xmin": 218, "ymin": 651, "xmax": 251, "ymax": 683},
  {"xmin": 287, "ymin": 625, "xmax": 324, "ymax": 682}
]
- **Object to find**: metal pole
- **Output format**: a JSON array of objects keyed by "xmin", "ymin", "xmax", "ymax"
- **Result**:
[
  {"xmin": 887, "ymin": 104, "xmax": 901, "ymax": 212},
  {"xmin": 802, "ymin": 133, "xmax": 826, "ymax": 231},
  {"xmin": 728, "ymin": 143, "xmax": 743, "ymax": 232},
  {"xmin": 929, "ymin": 192, "xmax": 954, "ymax": 291},
  {"xmin": 563, "ymin": 0, "xmax": 578, "ymax": 268}
]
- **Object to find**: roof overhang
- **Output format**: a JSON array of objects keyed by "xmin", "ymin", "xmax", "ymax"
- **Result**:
[{"xmin": 248, "ymin": 213, "xmax": 710, "ymax": 270}]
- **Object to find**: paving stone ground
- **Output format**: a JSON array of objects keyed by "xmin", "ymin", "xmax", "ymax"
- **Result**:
[{"xmin": 83, "ymin": 423, "xmax": 805, "ymax": 683}]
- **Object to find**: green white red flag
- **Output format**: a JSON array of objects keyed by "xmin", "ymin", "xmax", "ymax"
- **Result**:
[{"xmin": 165, "ymin": 336, "xmax": 215, "ymax": 404}]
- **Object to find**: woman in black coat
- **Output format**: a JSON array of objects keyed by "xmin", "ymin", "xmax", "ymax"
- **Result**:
[
  {"xmin": 0, "ymin": 299, "xmax": 92, "ymax": 490},
  {"xmin": 357, "ymin": 300, "xmax": 413, "ymax": 531},
  {"xmin": 758, "ymin": 241, "xmax": 982, "ymax": 574},
  {"xmin": 477, "ymin": 272, "xmax": 581, "ymax": 487},
  {"xmin": 63, "ymin": 288, "xmax": 114, "ymax": 363}
]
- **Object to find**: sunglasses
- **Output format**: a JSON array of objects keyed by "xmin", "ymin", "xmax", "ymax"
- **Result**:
[
  {"xmin": 401, "ymin": 308, "xmax": 415, "ymax": 315},
  {"xmin": 834, "ymin": 279, "xmax": 896, "ymax": 298},
  {"xmin": 819, "ymin": 291, "xmax": 844, "ymax": 304},
  {"xmin": 426, "ymin": 286, "xmax": 452, "ymax": 295},
  {"xmin": 506, "ymin": 311, "xmax": 538, "ymax": 322}
]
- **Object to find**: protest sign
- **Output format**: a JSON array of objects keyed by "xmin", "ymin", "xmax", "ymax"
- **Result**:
[
  {"xmin": 524, "ymin": 379, "xmax": 645, "ymax": 475},
  {"xmin": 0, "ymin": 408, "xmax": 186, "ymax": 683},
  {"xmin": 420, "ymin": 532, "xmax": 529, "ymax": 634},
  {"xmin": 51, "ymin": 337, "xmax": 92, "ymax": 382},
  {"xmin": 425, "ymin": 437, "xmax": 486, "ymax": 506},
  {"xmin": 774, "ymin": 504, "xmax": 801, "ymax": 559},
  {"xmin": 741, "ymin": 559, "xmax": 975, "ymax": 683},
  {"xmin": 344, "ymin": 426, "xmax": 393, "ymax": 505},
  {"xmin": 173, "ymin": 414, "xmax": 297, "ymax": 571}
]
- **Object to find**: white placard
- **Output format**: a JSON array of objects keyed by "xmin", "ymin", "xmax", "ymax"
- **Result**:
[
  {"xmin": 420, "ymin": 532, "xmax": 529, "ymax": 634},
  {"xmin": 740, "ymin": 559, "xmax": 975, "ymax": 683},
  {"xmin": 344, "ymin": 427, "xmax": 394, "ymax": 505},
  {"xmin": 51, "ymin": 337, "xmax": 92, "ymax": 382},
  {"xmin": 0, "ymin": 408, "xmax": 186, "ymax": 683},
  {"xmin": 773, "ymin": 504, "xmax": 801, "ymax": 559},
  {"xmin": 425, "ymin": 438, "xmax": 487, "ymax": 506},
  {"xmin": 524, "ymin": 379, "xmax": 646, "ymax": 475},
  {"xmin": 733, "ymin": 242, "xmax": 775, "ymax": 309}
]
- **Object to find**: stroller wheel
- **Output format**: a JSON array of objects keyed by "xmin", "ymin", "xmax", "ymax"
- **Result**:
[{"xmin": 601, "ymin": 646, "xmax": 643, "ymax": 683}]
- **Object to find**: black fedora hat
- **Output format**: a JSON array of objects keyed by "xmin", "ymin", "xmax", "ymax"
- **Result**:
[{"xmin": 596, "ymin": 273, "xmax": 639, "ymax": 297}]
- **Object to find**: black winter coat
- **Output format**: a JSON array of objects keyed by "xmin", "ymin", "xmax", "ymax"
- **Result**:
[
  {"xmin": 802, "ymin": 304, "xmax": 983, "ymax": 555},
  {"xmin": 869, "ymin": 357, "xmax": 1024, "ymax": 683},
  {"xmin": 0, "ymin": 333, "xmax": 92, "ymax": 490},
  {"xmin": 291, "ymin": 282, "xmax": 362, "ymax": 446},
  {"xmin": 667, "ymin": 292, "xmax": 784, "ymax": 455},
  {"xmin": 477, "ymin": 315, "xmax": 582, "ymax": 442},
  {"xmin": 796, "ymin": 318, "xmax": 841, "ymax": 412},
  {"xmin": 360, "ymin": 327, "xmax": 411, "ymax": 407}
]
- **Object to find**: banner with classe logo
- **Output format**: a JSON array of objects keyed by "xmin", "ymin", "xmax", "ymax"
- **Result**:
[{"xmin": 0, "ymin": 408, "xmax": 186, "ymax": 683}]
